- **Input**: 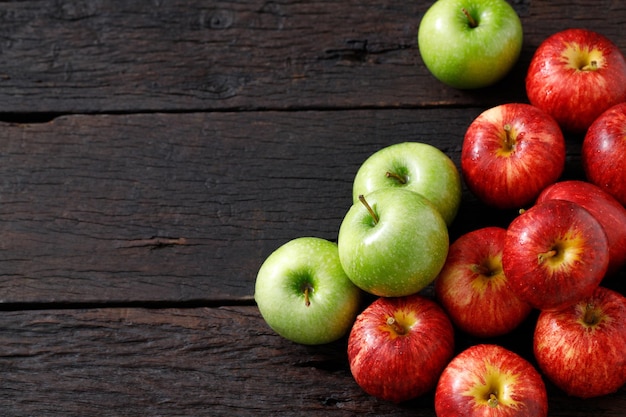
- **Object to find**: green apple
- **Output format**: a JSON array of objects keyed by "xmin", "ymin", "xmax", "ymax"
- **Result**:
[
  {"xmin": 338, "ymin": 188, "xmax": 449, "ymax": 297},
  {"xmin": 352, "ymin": 142, "xmax": 462, "ymax": 226},
  {"xmin": 418, "ymin": 0, "xmax": 523, "ymax": 89},
  {"xmin": 254, "ymin": 237, "xmax": 361, "ymax": 345}
]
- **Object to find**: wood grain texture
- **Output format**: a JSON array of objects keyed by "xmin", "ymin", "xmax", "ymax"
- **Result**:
[
  {"xmin": 0, "ymin": 0, "xmax": 623, "ymax": 415},
  {"xmin": 0, "ymin": 0, "xmax": 623, "ymax": 114},
  {"xmin": 0, "ymin": 306, "xmax": 623, "ymax": 417}
]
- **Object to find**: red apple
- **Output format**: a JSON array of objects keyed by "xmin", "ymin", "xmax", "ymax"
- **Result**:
[
  {"xmin": 526, "ymin": 28, "xmax": 626, "ymax": 134},
  {"xmin": 502, "ymin": 199, "xmax": 609, "ymax": 311},
  {"xmin": 461, "ymin": 103, "xmax": 565, "ymax": 210},
  {"xmin": 435, "ymin": 344, "xmax": 548, "ymax": 417},
  {"xmin": 536, "ymin": 180, "xmax": 626, "ymax": 276},
  {"xmin": 534, "ymin": 286, "xmax": 626, "ymax": 398},
  {"xmin": 582, "ymin": 102, "xmax": 626, "ymax": 206},
  {"xmin": 347, "ymin": 294, "xmax": 454, "ymax": 403},
  {"xmin": 435, "ymin": 226, "xmax": 532, "ymax": 338}
]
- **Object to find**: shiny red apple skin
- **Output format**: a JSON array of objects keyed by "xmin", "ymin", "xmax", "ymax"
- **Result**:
[
  {"xmin": 347, "ymin": 294, "xmax": 454, "ymax": 403},
  {"xmin": 435, "ymin": 227, "xmax": 532, "ymax": 338},
  {"xmin": 582, "ymin": 102, "xmax": 626, "ymax": 206},
  {"xmin": 502, "ymin": 199, "xmax": 609, "ymax": 311},
  {"xmin": 534, "ymin": 286, "xmax": 626, "ymax": 398},
  {"xmin": 435, "ymin": 344, "xmax": 548, "ymax": 417},
  {"xmin": 536, "ymin": 180, "xmax": 626, "ymax": 276},
  {"xmin": 526, "ymin": 28, "xmax": 626, "ymax": 134},
  {"xmin": 461, "ymin": 103, "xmax": 565, "ymax": 210}
]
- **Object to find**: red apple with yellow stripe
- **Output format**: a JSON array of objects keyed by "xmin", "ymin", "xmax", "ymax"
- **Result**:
[
  {"xmin": 536, "ymin": 180, "xmax": 626, "ymax": 276},
  {"xmin": 526, "ymin": 28, "xmax": 626, "ymax": 133},
  {"xmin": 347, "ymin": 294, "xmax": 455, "ymax": 403},
  {"xmin": 534, "ymin": 286, "xmax": 626, "ymax": 398},
  {"xmin": 461, "ymin": 103, "xmax": 566, "ymax": 210},
  {"xmin": 435, "ymin": 226, "xmax": 532, "ymax": 337},
  {"xmin": 502, "ymin": 199, "xmax": 609, "ymax": 311},
  {"xmin": 435, "ymin": 344, "xmax": 548, "ymax": 417}
]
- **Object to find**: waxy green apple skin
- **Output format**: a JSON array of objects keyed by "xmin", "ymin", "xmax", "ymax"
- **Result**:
[
  {"xmin": 352, "ymin": 142, "xmax": 462, "ymax": 226},
  {"xmin": 418, "ymin": 0, "xmax": 523, "ymax": 89},
  {"xmin": 338, "ymin": 188, "xmax": 449, "ymax": 297},
  {"xmin": 254, "ymin": 237, "xmax": 362, "ymax": 345}
]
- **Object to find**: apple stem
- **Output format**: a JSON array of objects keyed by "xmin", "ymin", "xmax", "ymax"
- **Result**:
[
  {"xmin": 386, "ymin": 317, "xmax": 406, "ymax": 335},
  {"xmin": 358, "ymin": 194, "xmax": 379, "ymax": 225},
  {"xmin": 503, "ymin": 124, "xmax": 515, "ymax": 151},
  {"xmin": 487, "ymin": 393, "xmax": 499, "ymax": 408},
  {"xmin": 462, "ymin": 8, "xmax": 478, "ymax": 28},
  {"xmin": 385, "ymin": 171, "xmax": 407, "ymax": 185},
  {"xmin": 537, "ymin": 249, "xmax": 557, "ymax": 264},
  {"xmin": 303, "ymin": 285, "xmax": 312, "ymax": 307}
]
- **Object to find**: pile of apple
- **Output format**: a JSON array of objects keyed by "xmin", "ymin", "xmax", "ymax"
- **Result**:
[{"xmin": 255, "ymin": 0, "xmax": 626, "ymax": 415}]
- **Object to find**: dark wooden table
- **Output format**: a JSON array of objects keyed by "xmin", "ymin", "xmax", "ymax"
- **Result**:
[{"xmin": 0, "ymin": 1, "xmax": 624, "ymax": 415}]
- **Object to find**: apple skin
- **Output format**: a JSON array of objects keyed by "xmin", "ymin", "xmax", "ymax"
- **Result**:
[
  {"xmin": 435, "ymin": 343, "xmax": 548, "ymax": 417},
  {"xmin": 461, "ymin": 103, "xmax": 566, "ymax": 210},
  {"xmin": 352, "ymin": 142, "xmax": 462, "ymax": 226},
  {"xmin": 435, "ymin": 226, "xmax": 532, "ymax": 338},
  {"xmin": 348, "ymin": 294, "xmax": 455, "ymax": 403},
  {"xmin": 526, "ymin": 28, "xmax": 626, "ymax": 134},
  {"xmin": 533, "ymin": 286, "xmax": 626, "ymax": 398},
  {"xmin": 338, "ymin": 188, "xmax": 449, "ymax": 297},
  {"xmin": 254, "ymin": 237, "xmax": 362, "ymax": 345},
  {"xmin": 418, "ymin": 0, "xmax": 523, "ymax": 89},
  {"xmin": 536, "ymin": 180, "xmax": 626, "ymax": 276},
  {"xmin": 582, "ymin": 102, "xmax": 626, "ymax": 206},
  {"xmin": 502, "ymin": 199, "xmax": 609, "ymax": 311}
]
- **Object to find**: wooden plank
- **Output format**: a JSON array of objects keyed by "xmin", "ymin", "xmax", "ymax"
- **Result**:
[
  {"xmin": 0, "ymin": 110, "xmax": 622, "ymax": 305},
  {"xmin": 0, "ymin": 0, "xmax": 624, "ymax": 114},
  {"xmin": 0, "ymin": 306, "xmax": 623, "ymax": 416}
]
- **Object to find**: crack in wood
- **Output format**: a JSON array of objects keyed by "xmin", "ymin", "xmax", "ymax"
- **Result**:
[
  {"xmin": 322, "ymin": 40, "xmax": 411, "ymax": 63},
  {"xmin": 118, "ymin": 236, "xmax": 187, "ymax": 249}
]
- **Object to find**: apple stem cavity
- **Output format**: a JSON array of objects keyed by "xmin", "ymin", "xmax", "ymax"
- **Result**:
[
  {"xmin": 385, "ymin": 171, "xmax": 407, "ymax": 185},
  {"xmin": 471, "ymin": 264, "xmax": 491, "ymax": 276},
  {"xmin": 358, "ymin": 194, "xmax": 379, "ymax": 225},
  {"xmin": 582, "ymin": 60, "xmax": 599, "ymax": 71},
  {"xmin": 386, "ymin": 316, "xmax": 406, "ymax": 336},
  {"xmin": 583, "ymin": 303, "xmax": 600, "ymax": 325},
  {"xmin": 487, "ymin": 393, "xmax": 499, "ymax": 408},
  {"xmin": 462, "ymin": 8, "xmax": 478, "ymax": 28},
  {"xmin": 537, "ymin": 249, "xmax": 557, "ymax": 264}
]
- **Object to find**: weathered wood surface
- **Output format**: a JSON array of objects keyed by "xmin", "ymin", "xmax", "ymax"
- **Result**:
[
  {"xmin": 0, "ymin": 0, "xmax": 624, "ymax": 415},
  {"xmin": 0, "ymin": 306, "xmax": 624, "ymax": 416},
  {"xmin": 0, "ymin": 0, "xmax": 623, "ymax": 114}
]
